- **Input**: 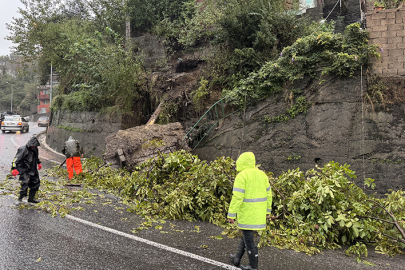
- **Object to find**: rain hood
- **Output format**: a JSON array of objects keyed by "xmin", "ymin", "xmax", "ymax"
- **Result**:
[
  {"xmin": 26, "ymin": 136, "xmax": 40, "ymax": 148},
  {"xmin": 236, "ymin": 152, "xmax": 256, "ymax": 172}
]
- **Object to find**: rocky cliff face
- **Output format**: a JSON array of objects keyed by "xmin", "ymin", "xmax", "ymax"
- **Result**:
[{"xmin": 193, "ymin": 74, "xmax": 405, "ymax": 195}]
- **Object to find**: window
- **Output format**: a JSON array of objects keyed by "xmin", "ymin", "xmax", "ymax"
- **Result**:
[{"xmin": 5, "ymin": 116, "xmax": 21, "ymax": 121}]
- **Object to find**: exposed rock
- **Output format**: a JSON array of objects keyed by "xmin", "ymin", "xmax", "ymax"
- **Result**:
[
  {"xmin": 193, "ymin": 74, "xmax": 405, "ymax": 196},
  {"xmin": 103, "ymin": 122, "xmax": 190, "ymax": 171}
]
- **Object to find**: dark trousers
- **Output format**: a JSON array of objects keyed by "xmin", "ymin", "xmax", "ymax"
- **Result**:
[
  {"xmin": 239, "ymin": 230, "xmax": 255, "ymax": 251},
  {"xmin": 19, "ymin": 173, "xmax": 40, "ymax": 196}
]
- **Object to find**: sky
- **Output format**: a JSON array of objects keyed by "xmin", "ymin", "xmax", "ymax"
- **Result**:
[{"xmin": 0, "ymin": 0, "xmax": 24, "ymax": 57}]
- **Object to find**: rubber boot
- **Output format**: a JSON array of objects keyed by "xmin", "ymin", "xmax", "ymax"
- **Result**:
[
  {"xmin": 240, "ymin": 248, "xmax": 258, "ymax": 270},
  {"xmin": 28, "ymin": 189, "xmax": 40, "ymax": 203},
  {"xmin": 18, "ymin": 193, "xmax": 26, "ymax": 202},
  {"xmin": 230, "ymin": 240, "xmax": 245, "ymax": 266}
]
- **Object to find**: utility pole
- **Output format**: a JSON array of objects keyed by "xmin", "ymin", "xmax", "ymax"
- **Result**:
[
  {"xmin": 5, "ymin": 81, "xmax": 13, "ymax": 113},
  {"xmin": 50, "ymin": 63, "xmax": 53, "ymax": 109},
  {"xmin": 124, "ymin": 0, "xmax": 130, "ymax": 42},
  {"xmin": 11, "ymin": 84, "xmax": 13, "ymax": 113}
]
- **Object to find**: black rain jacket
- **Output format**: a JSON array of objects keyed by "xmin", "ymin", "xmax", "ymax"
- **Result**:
[{"xmin": 12, "ymin": 136, "xmax": 41, "ymax": 175}]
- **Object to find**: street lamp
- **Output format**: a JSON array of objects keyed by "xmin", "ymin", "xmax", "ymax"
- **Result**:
[{"xmin": 5, "ymin": 82, "xmax": 13, "ymax": 113}]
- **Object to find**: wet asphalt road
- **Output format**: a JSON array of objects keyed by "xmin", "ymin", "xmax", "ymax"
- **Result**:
[
  {"xmin": 1, "ymin": 123, "xmax": 405, "ymax": 269},
  {"xmin": 0, "ymin": 123, "xmax": 63, "ymax": 175}
]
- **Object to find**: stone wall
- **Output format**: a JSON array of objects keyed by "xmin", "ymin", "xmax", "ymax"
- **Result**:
[
  {"xmin": 368, "ymin": 7, "xmax": 405, "ymax": 76},
  {"xmin": 193, "ymin": 74, "xmax": 405, "ymax": 196},
  {"xmin": 46, "ymin": 110, "xmax": 122, "ymax": 157}
]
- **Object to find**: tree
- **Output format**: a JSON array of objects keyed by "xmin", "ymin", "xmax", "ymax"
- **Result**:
[
  {"xmin": 127, "ymin": 0, "xmax": 190, "ymax": 34},
  {"xmin": 0, "ymin": 73, "xmax": 37, "ymax": 114},
  {"xmin": 6, "ymin": 0, "xmax": 126, "ymax": 81},
  {"xmin": 7, "ymin": 0, "xmax": 145, "ymax": 113},
  {"xmin": 6, "ymin": 0, "xmax": 65, "ymax": 63},
  {"xmin": 86, "ymin": 0, "xmax": 126, "ymax": 38}
]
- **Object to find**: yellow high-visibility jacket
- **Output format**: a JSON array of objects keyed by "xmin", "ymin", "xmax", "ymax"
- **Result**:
[{"xmin": 227, "ymin": 152, "xmax": 272, "ymax": 230}]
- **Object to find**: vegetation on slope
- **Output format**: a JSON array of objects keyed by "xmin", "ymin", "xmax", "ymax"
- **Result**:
[
  {"xmin": 223, "ymin": 23, "xmax": 380, "ymax": 107},
  {"xmin": 7, "ymin": 0, "xmax": 146, "ymax": 113},
  {"xmin": 6, "ymin": 0, "xmax": 381, "ymax": 115}
]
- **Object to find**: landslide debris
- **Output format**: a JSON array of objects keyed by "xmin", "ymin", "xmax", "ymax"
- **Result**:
[{"xmin": 103, "ymin": 122, "xmax": 190, "ymax": 171}]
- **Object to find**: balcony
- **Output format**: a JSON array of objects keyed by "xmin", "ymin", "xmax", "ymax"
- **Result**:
[{"xmin": 37, "ymin": 94, "xmax": 50, "ymax": 100}]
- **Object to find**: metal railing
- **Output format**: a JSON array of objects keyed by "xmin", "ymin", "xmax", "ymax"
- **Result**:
[{"xmin": 183, "ymin": 97, "xmax": 243, "ymax": 150}]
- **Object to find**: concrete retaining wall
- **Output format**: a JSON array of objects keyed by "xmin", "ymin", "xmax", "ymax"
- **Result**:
[
  {"xmin": 194, "ymin": 74, "xmax": 405, "ymax": 196},
  {"xmin": 46, "ymin": 110, "xmax": 122, "ymax": 157}
]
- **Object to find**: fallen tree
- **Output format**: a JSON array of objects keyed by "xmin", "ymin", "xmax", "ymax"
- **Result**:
[
  {"xmin": 49, "ymin": 150, "xmax": 405, "ymax": 260},
  {"xmin": 259, "ymin": 162, "xmax": 405, "ymax": 260}
]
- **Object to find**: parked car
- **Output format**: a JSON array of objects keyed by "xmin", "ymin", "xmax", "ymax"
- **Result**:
[
  {"xmin": 37, "ymin": 116, "xmax": 50, "ymax": 127},
  {"xmin": 1, "ymin": 115, "xmax": 29, "ymax": 133}
]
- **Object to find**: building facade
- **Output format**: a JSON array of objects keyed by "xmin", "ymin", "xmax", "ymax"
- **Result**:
[
  {"xmin": 37, "ymin": 86, "xmax": 51, "ymax": 114},
  {"xmin": 36, "ymin": 72, "xmax": 59, "ymax": 114}
]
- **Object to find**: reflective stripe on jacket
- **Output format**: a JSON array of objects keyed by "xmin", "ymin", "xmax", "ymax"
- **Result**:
[{"xmin": 227, "ymin": 152, "xmax": 272, "ymax": 230}]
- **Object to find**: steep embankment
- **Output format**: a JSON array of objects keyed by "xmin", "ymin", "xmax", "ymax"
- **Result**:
[{"xmin": 193, "ymin": 74, "xmax": 405, "ymax": 195}]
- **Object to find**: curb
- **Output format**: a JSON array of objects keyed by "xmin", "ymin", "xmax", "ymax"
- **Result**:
[{"xmin": 37, "ymin": 131, "xmax": 65, "ymax": 159}]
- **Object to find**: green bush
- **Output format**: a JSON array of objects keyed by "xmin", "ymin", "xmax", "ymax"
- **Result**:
[
  {"xmin": 192, "ymin": 76, "xmax": 210, "ymax": 110},
  {"xmin": 224, "ymin": 23, "xmax": 380, "ymax": 107},
  {"xmin": 261, "ymin": 162, "xmax": 405, "ymax": 257},
  {"xmin": 264, "ymin": 96, "xmax": 311, "ymax": 123},
  {"xmin": 155, "ymin": 0, "xmax": 309, "ymax": 80},
  {"xmin": 82, "ymin": 151, "xmax": 236, "ymax": 224},
  {"xmin": 52, "ymin": 27, "xmax": 145, "ymax": 112},
  {"xmin": 218, "ymin": 1, "xmax": 306, "ymax": 53},
  {"xmin": 128, "ymin": 0, "xmax": 191, "ymax": 34}
]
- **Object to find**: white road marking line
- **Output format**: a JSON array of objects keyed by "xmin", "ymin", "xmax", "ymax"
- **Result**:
[
  {"xmin": 7, "ymin": 134, "xmax": 236, "ymax": 269},
  {"xmin": 6, "ymin": 192, "xmax": 237, "ymax": 269},
  {"xmin": 10, "ymin": 133, "xmax": 61, "ymax": 164},
  {"xmin": 10, "ymin": 134, "xmax": 19, "ymax": 148},
  {"xmin": 66, "ymin": 214, "xmax": 239, "ymax": 270}
]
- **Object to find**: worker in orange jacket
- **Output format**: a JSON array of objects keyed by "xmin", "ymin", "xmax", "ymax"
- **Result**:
[{"xmin": 61, "ymin": 136, "xmax": 83, "ymax": 180}]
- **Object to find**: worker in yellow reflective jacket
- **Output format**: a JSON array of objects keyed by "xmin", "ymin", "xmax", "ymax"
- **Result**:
[{"xmin": 227, "ymin": 152, "xmax": 272, "ymax": 270}]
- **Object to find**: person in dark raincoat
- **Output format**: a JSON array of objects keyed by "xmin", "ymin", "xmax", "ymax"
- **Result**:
[
  {"xmin": 61, "ymin": 136, "xmax": 83, "ymax": 180},
  {"xmin": 227, "ymin": 152, "xmax": 272, "ymax": 270},
  {"xmin": 11, "ymin": 136, "xmax": 42, "ymax": 203}
]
